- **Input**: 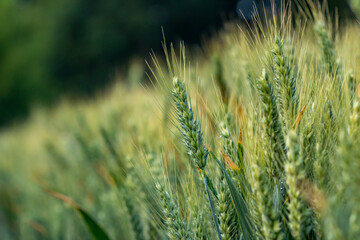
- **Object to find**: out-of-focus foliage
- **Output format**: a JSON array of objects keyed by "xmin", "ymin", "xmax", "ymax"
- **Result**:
[
  {"xmin": 0, "ymin": 1, "xmax": 54, "ymax": 126},
  {"xmin": 350, "ymin": 0, "xmax": 360, "ymax": 16},
  {"xmin": 0, "ymin": 0, "xmax": 237, "ymax": 126}
]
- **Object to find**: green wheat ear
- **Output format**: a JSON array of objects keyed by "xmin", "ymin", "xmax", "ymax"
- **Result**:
[
  {"xmin": 172, "ymin": 77, "xmax": 208, "ymax": 170},
  {"xmin": 171, "ymin": 77, "xmax": 222, "ymax": 239},
  {"xmin": 252, "ymin": 163, "xmax": 282, "ymax": 240},
  {"xmin": 217, "ymin": 177, "xmax": 236, "ymax": 240},
  {"xmin": 314, "ymin": 20, "xmax": 343, "ymax": 85},
  {"xmin": 155, "ymin": 182, "xmax": 189, "ymax": 239},
  {"xmin": 285, "ymin": 130, "xmax": 305, "ymax": 240},
  {"xmin": 123, "ymin": 189, "xmax": 145, "ymax": 240},
  {"xmin": 271, "ymin": 36, "xmax": 298, "ymax": 128},
  {"xmin": 256, "ymin": 69, "xmax": 286, "ymax": 179}
]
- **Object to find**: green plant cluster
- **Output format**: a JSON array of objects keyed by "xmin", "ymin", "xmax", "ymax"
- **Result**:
[{"xmin": 1, "ymin": 4, "xmax": 360, "ymax": 240}]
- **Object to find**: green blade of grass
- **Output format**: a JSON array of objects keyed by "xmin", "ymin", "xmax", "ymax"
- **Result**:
[
  {"xmin": 203, "ymin": 173, "xmax": 222, "ymax": 240},
  {"xmin": 45, "ymin": 190, "xmax": 111, "ymax": 240},
  {"xmin": 208, "ymin": 150, "xmax": 254, "ymax": 240},
  {"xmin": 205, "ymin": 172, "xmax": 218, "ymax": 200},
  {"xmin": 76, "ymin": 208, "xmax": 111, "ymax": 240}
]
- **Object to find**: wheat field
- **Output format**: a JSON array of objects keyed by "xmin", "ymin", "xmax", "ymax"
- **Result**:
[{"xmin": 1, "ymin": 2, "xmax": 360, "ymax": 240}]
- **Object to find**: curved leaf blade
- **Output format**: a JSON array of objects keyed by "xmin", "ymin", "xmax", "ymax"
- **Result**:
[
  {"xmin": 45, "ymin": 190, "xmax": 111, "ymax": 240},
  {"xmin": 208, "ymin": 150, "xmax": 255, "ymax": 240}
]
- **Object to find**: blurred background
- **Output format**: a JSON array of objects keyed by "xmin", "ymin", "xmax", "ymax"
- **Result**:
[{"xmin": 0, "ymin": 0, "xmax": 359, "ymax": 127}]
